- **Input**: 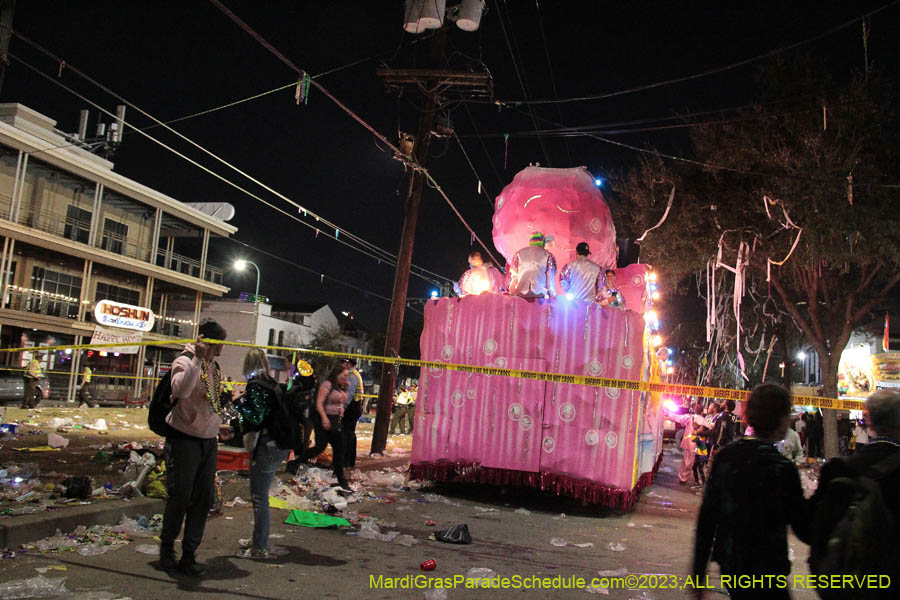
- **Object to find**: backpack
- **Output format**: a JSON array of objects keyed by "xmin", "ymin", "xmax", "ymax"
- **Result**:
[
  {"xmin": 249, "ymin": 377, "xmax": 315, "ymax": 451},
  {"xmin": 148, "ymin": 350, "xmax": 194, "ymax": 437},
  {"xmin": 809, "ymin": 451, "xmax": 900, "ymax": 592}
]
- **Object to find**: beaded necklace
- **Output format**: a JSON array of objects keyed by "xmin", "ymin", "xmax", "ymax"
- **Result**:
[{"xmin": 200, "ymin": 360, "xmax": 224, "ymax": 416}]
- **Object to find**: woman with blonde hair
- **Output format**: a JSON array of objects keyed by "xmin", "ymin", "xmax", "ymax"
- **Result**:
[{"xmin": 232, "ymin": 348, "xmax": 289, "ymax": 559}]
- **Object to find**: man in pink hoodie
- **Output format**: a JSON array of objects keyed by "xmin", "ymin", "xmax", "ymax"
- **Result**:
[{"xmin": 159, "ymin": 318, "xmax": 231, "ymax": 576}]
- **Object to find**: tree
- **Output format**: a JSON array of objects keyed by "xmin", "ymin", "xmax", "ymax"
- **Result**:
[
  {"xmin": 616, "ymin": 62, "xmax": 900, "ymax": 458},
  {"xmin": 307, "ymin": 324, "xmax": 345, "ymax": 381}
]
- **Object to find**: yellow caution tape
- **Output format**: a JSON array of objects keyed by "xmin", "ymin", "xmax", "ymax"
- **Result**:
[{"xmin": 0, "ymin": 338, "xmax": 863, "ymax": 410}]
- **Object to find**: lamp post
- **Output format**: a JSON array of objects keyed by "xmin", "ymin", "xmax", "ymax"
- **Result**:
[
  {"xmin": 233, "ymin": 259, "xmax": 260, "ymax": 301},
  {"xmin": 234, "ymin": 259, "xmax": 262, "ymax": 350}
]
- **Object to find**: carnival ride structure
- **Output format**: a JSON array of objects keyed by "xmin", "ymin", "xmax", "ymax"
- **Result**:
[{"xmin": 410, "ymin": 167, "xmax": 666, "ymax": 509}]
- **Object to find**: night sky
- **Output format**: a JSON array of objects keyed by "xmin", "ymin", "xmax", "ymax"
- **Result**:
[{"xmin": 4, "ymin": 1, "xmax": 897, "ymax": 337}]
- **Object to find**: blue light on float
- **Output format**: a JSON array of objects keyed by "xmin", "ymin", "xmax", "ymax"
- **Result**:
[
  {"xmin": 430, "ymin": 290, "xmax": 439, "ymax": 298},
  {"xmin": 666, "ymin": 359, "xmax": 673, "ymax": 366},
  {"xmin": 594, "ymin": 178, "xmax": 603, "ymax": 187},
  {"xmin": 667, "ymin": 347, "xmax": 674, "ymax": 356},
  {"xmin": 565, "ymin": 293, "xmax": 574, "ymax": 301}
]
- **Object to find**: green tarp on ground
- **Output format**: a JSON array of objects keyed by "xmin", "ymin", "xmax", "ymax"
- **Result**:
[{"xmin": 284, "ymin": 509, "xmax": 350, "ymax": 528}]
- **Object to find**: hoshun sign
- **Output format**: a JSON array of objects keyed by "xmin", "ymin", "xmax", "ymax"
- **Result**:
[{"xmin": 93, "ymin": 300, "xmax": 155, "ymax": 332}]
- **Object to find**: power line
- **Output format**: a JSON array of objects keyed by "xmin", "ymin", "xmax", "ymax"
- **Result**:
[
  {"xmin": 495, "ymin": 0, "xmax": 552, "ymax": 166},
  {"xmin": 463, "ymin": 101, "xmax": 505, "ymax": 190},
  {"xmin": 454, "ymin": 133, "xmax": 495, "ymax": 209},
  {"xmin": 7, "ymin": 37, "xmax": 454, "ymax": 286},
  {"xmin": 221, "ymin": 237, "xmax": 424, "ymax": 317},
  {"xmin": 8, "ymin": 27, "xmax": 453, "ymax": 287},
  {"xmin": 7, "ymin": 52, "xmax": 454, "ymax": 287},
  {"xmin": 208, "ymin": 0, "xmax": 503, "ymax": 267},
  {"xmin": 469, "ymin": 0, "xmax": 900, "ymax": 106},
  {"xmin": 534, "ymin": 0, "xmax": 572, "ymax": 165}
]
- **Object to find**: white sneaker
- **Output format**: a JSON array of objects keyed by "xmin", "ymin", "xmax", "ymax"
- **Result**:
[{"xmin": 234, "ymin": 546, "xmax": 268, "ymax": 560}]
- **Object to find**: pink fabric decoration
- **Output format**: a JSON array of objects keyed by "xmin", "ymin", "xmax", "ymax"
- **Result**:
[{"xmin": 492, "ymin": 167, "xmax": 618, "ymax": 282}]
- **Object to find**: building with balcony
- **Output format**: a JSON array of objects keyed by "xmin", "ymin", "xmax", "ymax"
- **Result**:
[{"xmin": 0, "ymin": 103, "xmax": 236, "ymax": 403}]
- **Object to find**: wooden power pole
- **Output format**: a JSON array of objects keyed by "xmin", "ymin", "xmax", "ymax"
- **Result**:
[{"xmin": 370, "ymin": 30, "xmax": 491, "ymax": 455}]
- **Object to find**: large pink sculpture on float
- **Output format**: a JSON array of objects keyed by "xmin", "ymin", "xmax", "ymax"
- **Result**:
[{"xmin": 410, "ymin": 167, "xmax": 665, "ymax": 509}]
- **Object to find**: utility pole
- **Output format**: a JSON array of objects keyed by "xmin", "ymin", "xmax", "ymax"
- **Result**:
[
  {"xmin": 0, "ymin": 0, "xmax": 16, "ymax": 96},
  {"xmin": 370, "ymin": 29, "xmax": 491, "ymax": 455}
]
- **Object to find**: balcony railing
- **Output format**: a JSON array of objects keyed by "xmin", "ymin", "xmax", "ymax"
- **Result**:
[
  {"xmin": 15, "ymin": 205, "xmax": 152, "ymax": 262},
  {"xmin": 156, "ymin": 249, "xmax": 223, "ymax": 284},
  {"xmin": 1, "ymin": 205, "xmax": 224, "ymax": 285},
  {"xmin": 2, "ymin": 287, "xmax": 82, "ymax": 319}
]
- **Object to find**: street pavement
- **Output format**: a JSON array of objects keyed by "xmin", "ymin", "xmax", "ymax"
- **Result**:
[{"xmin": 0, "ymin": 445, "xmax": 818, "ymax": 600}]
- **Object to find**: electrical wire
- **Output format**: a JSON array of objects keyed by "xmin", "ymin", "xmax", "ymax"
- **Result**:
[
  {"xmin": 221, "ymin": 237, "xmax": 424, "ymax": 317},
  {"xmin": 7, "ymin": 37, "xmax": 455, "ymax": 286},
  {"xmin": 208, "ymin": 0, "xmax": 503, "ymax": 267},
  {"xmin": 463, "ymin": 101, "xmax": 505, "ymax": 190},
  {"xmin": 6, "ymin": 52, "xmax": 454, "ymax": 288},
  {"xmin": 8, "ymin": 27, "xmax": 454, "ymax": 287},
  {"xmin": 534, "ymin": 0, "xmax": 572, "ymax": 165},
  {"xmin": 496, "ymin": 0, "xmax": 552, "ymax": 166},
  {"xmin": 469, "ymin": 0, "xmax": 900, "ymax": 106},
  {"xmin": 454, "ymin": 133, "xmax": 495, "ymax": 209}
]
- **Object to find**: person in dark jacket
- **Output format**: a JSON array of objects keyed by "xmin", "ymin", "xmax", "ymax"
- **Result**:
[
  {"xmin": 692, "ymin": 383, "xmax": 810, "ymax": 599},
  {"xmin": 809, "ymin": 389, "xmax": 900, "ymax": 595}
]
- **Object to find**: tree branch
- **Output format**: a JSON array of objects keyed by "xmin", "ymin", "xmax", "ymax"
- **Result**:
[
  {"xmin": 770, "ymin": 269, "xmax": 828, "ymax": 360},
  {"xmin": 850, "ymin": 272, "xmax": 900, "ymax": 325}
]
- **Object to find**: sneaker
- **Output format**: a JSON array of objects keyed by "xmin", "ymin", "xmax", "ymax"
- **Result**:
[
  {"xmin": 235, "ymin": 547, "xmax": 269, "ymax": 560},
  {"xmin": 178, "ymin": 555, "xmax": 207, "ymax": 577},
  {"xmin": 159, "ymin": 546, "xmax": 178, "ymax": 571}
]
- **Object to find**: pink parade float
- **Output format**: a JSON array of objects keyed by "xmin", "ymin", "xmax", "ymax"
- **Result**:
[{"xmin": 409, "ymin": 166, "xmax": 666, "ymax": 509}]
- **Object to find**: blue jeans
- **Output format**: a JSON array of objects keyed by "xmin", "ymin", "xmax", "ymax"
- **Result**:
[{"xmin": 249, "ymin": 435, "xmax": 290, "ymax": 550}]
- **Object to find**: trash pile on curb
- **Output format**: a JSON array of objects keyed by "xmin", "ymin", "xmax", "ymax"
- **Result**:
[
  {"xmin": 17, "ymin": 513, "xmax": 162, "ymax": 557},
  {"xmin": 0, "ymin": 574, "xmax": 133, "ymax": 599}
]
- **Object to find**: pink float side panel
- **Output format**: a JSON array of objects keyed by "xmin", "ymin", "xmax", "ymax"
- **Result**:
[{"xmin": 411, "ymin": 293, "xmax": 648, "ymax": 495}]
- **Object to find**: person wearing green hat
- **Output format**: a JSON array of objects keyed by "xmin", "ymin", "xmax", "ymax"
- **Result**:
[{"xmin": 506, "ymin": 231, "xmax": 558, "ymax": 299}]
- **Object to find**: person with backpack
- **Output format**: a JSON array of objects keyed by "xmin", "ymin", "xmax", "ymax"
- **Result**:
[
  {"xmin": 299, "ymin": 364, "xmax": 350, "ymax": 489},
  {"xmin": 158, "ymin": 318, "xmax": 231, "ymax": 577},
  {"xmin": 808, "ymin": 390, "xmax": 900, "ymax": 598},
  {"xmin": 692, "ymin": 383, "xmax": 810, "ymax": 599},
  {"xmin": 232, "ymin": 349, "xmax": 290, "ymax": 560}
]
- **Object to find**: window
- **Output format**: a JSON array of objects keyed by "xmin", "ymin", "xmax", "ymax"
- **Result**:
[
  {"xmin": 64, "ymin": 204, "xmax": 92, "ymax": 244},
  {"xmin": 267, "ymin": 329, "xmax": 275, "ymax": 346},
  {"xmin": 95, "ymin": 282, "xmax": 140, "ymax": 306},
  {"xmin": 101, "ymin": 218, "xmax": 128, "ymax": 255},
  {"xmin": 29, "ymin": 267, "xmax": 82, "ymax": 318},
  {"xmin": 277, "ymin": 331, "xmax": 285, "ymax": 347}
]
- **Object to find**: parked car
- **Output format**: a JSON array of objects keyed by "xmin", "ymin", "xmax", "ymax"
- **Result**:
[{"xmin": 0, "ymin": 369, "xmax": 50, "ymax": 406}]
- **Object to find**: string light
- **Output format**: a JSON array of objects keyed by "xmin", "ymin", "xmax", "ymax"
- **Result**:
[{"xmin": 652, "ymin": 335, "xmax": 662, "ymax": 347}]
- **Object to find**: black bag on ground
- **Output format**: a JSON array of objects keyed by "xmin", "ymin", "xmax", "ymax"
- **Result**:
[
  {"xmin": 435, "ymin": 523, "xmax": 472, "ymax": 544},
  {"xmin": 148, "ymin": 350, "xmax": 193, "ymax": 437},
  {"xmin": 809, "ymin": 451, "xmax": 900, "ymax": 596}
]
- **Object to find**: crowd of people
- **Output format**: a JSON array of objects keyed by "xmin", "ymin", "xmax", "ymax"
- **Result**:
[
  {"xmin": 155, "ymin": 317, "xmax": 376, "ymax": 573},
  {"xmin": 454, "ymin": 234, "xmax": 624, "ymax": 307},
  {"xmin": 692, "ymin": 385, "xmax": 900, "ymax": 599}
]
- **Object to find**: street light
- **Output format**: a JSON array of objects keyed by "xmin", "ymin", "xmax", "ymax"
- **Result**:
[{"xmin": 233, "ymin": 259, "xmax": 261, "ymax": 301}]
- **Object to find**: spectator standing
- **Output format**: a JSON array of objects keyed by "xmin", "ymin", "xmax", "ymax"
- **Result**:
[
  {"xmin": 21, "ymin": 353, "xmax": 42, "ymax": 409},
  {"xmin": 232, "ymin": 349, "xmax": 289, "ymax": 560},
  {"xmin": 809, "ymin": 390, "xmax": 900, "ymax": 596},
  {"xmin": 159, "ymin": 318, "xmax": 232, "ymax": 577},
  {"xmin": 341, "ymin": 358, "xmax": 364, "ymax": 469},
  {"xmin": 79, "ymin": 366, "xmax": 95, "ymax": 407},
  {"xmin": 692, "ymin": 383, "xmax": 810, "ymax": 599},
  {"xmin": 299, "ymin": 365, "xmax": 349, "ymax": 489}
]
